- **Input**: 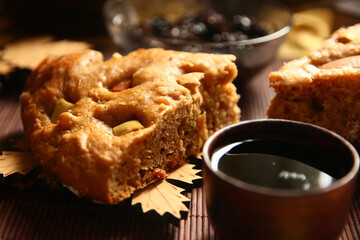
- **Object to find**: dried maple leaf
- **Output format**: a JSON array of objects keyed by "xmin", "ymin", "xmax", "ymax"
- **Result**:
[
  {"xmin": 132, "ymin": 179, "xmax": 189, "ymax": 219},
  {"xmin": 132, "ymin": 163, "xmax": 201, "ymax": 218},
  {"xmin": 0, "ymin": 151, "xmax": 37, "ymax": 176},
  {"xmin": 2, "ymin": 36, "xmax": 91, "ymax": 70},
  {"xmin": 167, "ymin": 163, "xmax": 202, "ymax": 183}
]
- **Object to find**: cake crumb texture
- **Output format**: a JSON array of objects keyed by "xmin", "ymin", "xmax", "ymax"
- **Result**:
[
  {"xmin": 20, "ymin": 48, "xmax": 240, "ymax": 203},
  {"xmin": 267, "ymin": 24, "xmax": 360, "ymax": 149}
]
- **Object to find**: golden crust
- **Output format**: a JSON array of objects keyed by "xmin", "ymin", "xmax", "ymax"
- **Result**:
[
  {"xmin": 21, "ymin": 48, "xmax": 240, "ymax": 203},
  {"xmin": 267, "ymin": 24, "xmax": 360, "ymax": 149}
]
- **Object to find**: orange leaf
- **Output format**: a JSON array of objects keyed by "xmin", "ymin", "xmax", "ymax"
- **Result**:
[
  {"xmin": 132, "ymin": 163, "xmax": 201, "ymax": 218},
  {"xmin": 2, "ymin": 36, "xmax": 91, "ymax": 70},
  {"xmin": 132, "ymin": 180, "xmax": 189, "ymax": 219},
  {"xmin": 0, "ymin": 151, "xmax": 37, "ymax": 176},
  {"xmin": 167, "ymin": 163, "xmax": 202, "ymax": 184}
]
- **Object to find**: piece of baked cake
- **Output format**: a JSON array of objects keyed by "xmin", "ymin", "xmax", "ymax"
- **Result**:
[
  {"xmin": 20, "ymin": 48, "xmax": 240, "ymax": 204},
  {"xmin": 267, "ymin": 24, "xmax": 360, "ymax": 149}
]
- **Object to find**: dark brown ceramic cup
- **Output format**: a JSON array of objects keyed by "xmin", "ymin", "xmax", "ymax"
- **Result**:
[{"xmin": 203, "ymin": 119, "xmax": 359, "ymax": 240}]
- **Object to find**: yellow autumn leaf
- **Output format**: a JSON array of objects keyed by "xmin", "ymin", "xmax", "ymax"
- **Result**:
[
  {"xmin": 2, "ymin": 36, "xmax": 91, "ymax": 70},
  {"xmin": 0, "ymin": 151, "xmax": 37, "ymax": 176},
  {"xmin": 132, "ymin": 179, "xmax": 189, "ymax": 219},
  {"xmin": 167, "ymin": 163, "xmax": 201, "ymax": 184},
  {"xmin": 132, "ymin": 163, "xmax": 201, "ymax": 218}
]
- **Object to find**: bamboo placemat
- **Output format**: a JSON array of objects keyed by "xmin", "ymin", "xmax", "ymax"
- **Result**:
[{"xmin": 0, "ymin": 59, "xmax": 359, "ymax": 240}]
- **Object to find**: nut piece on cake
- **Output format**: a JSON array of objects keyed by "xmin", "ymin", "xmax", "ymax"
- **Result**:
[
  {"xmin": 20, "ymin": 48, "xmax": 240, "ymax": 204},
  {"xmin": 267, "ymin": 24, "xmax": 360, "ymax": 149}
]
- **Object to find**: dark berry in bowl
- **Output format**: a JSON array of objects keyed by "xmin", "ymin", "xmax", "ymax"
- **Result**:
[
  {"xmin": 131, "ymin": 9, "xmax": 273, "ymax": 44},
  {"xmin": 103, "ymin": 0, "xmax": 292, "ymax": 72}
]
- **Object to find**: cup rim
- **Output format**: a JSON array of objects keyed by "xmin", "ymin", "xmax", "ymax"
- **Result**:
[{"xmin": 203, "ymin": 119, "xmax": 360, "ymax": 197}]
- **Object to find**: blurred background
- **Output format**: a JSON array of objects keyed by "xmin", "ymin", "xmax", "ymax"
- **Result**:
[
  {"xmin": 0, "ymin": 0, "xmax": 107, "ymax": 37},
  {"xmin": 0, "ymin": 0, "xmax": 359, "ymax": 43},
  {"xmin": 0, "ymin": 0, "xmax": 358, "ymax": 88},
  {"xmin": 0, "ymin": 0, "xmax": 360, "ymax": 58}
]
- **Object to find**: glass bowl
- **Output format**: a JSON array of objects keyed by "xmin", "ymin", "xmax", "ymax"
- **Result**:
[{"xmin": 103, "ymin": 0, "xmax": 292, "ymax": 73}]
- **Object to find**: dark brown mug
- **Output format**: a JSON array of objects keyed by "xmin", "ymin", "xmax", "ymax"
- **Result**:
[{"xmin": 203, "ymin": 119, "xmax": 359, "ymax": 240}]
